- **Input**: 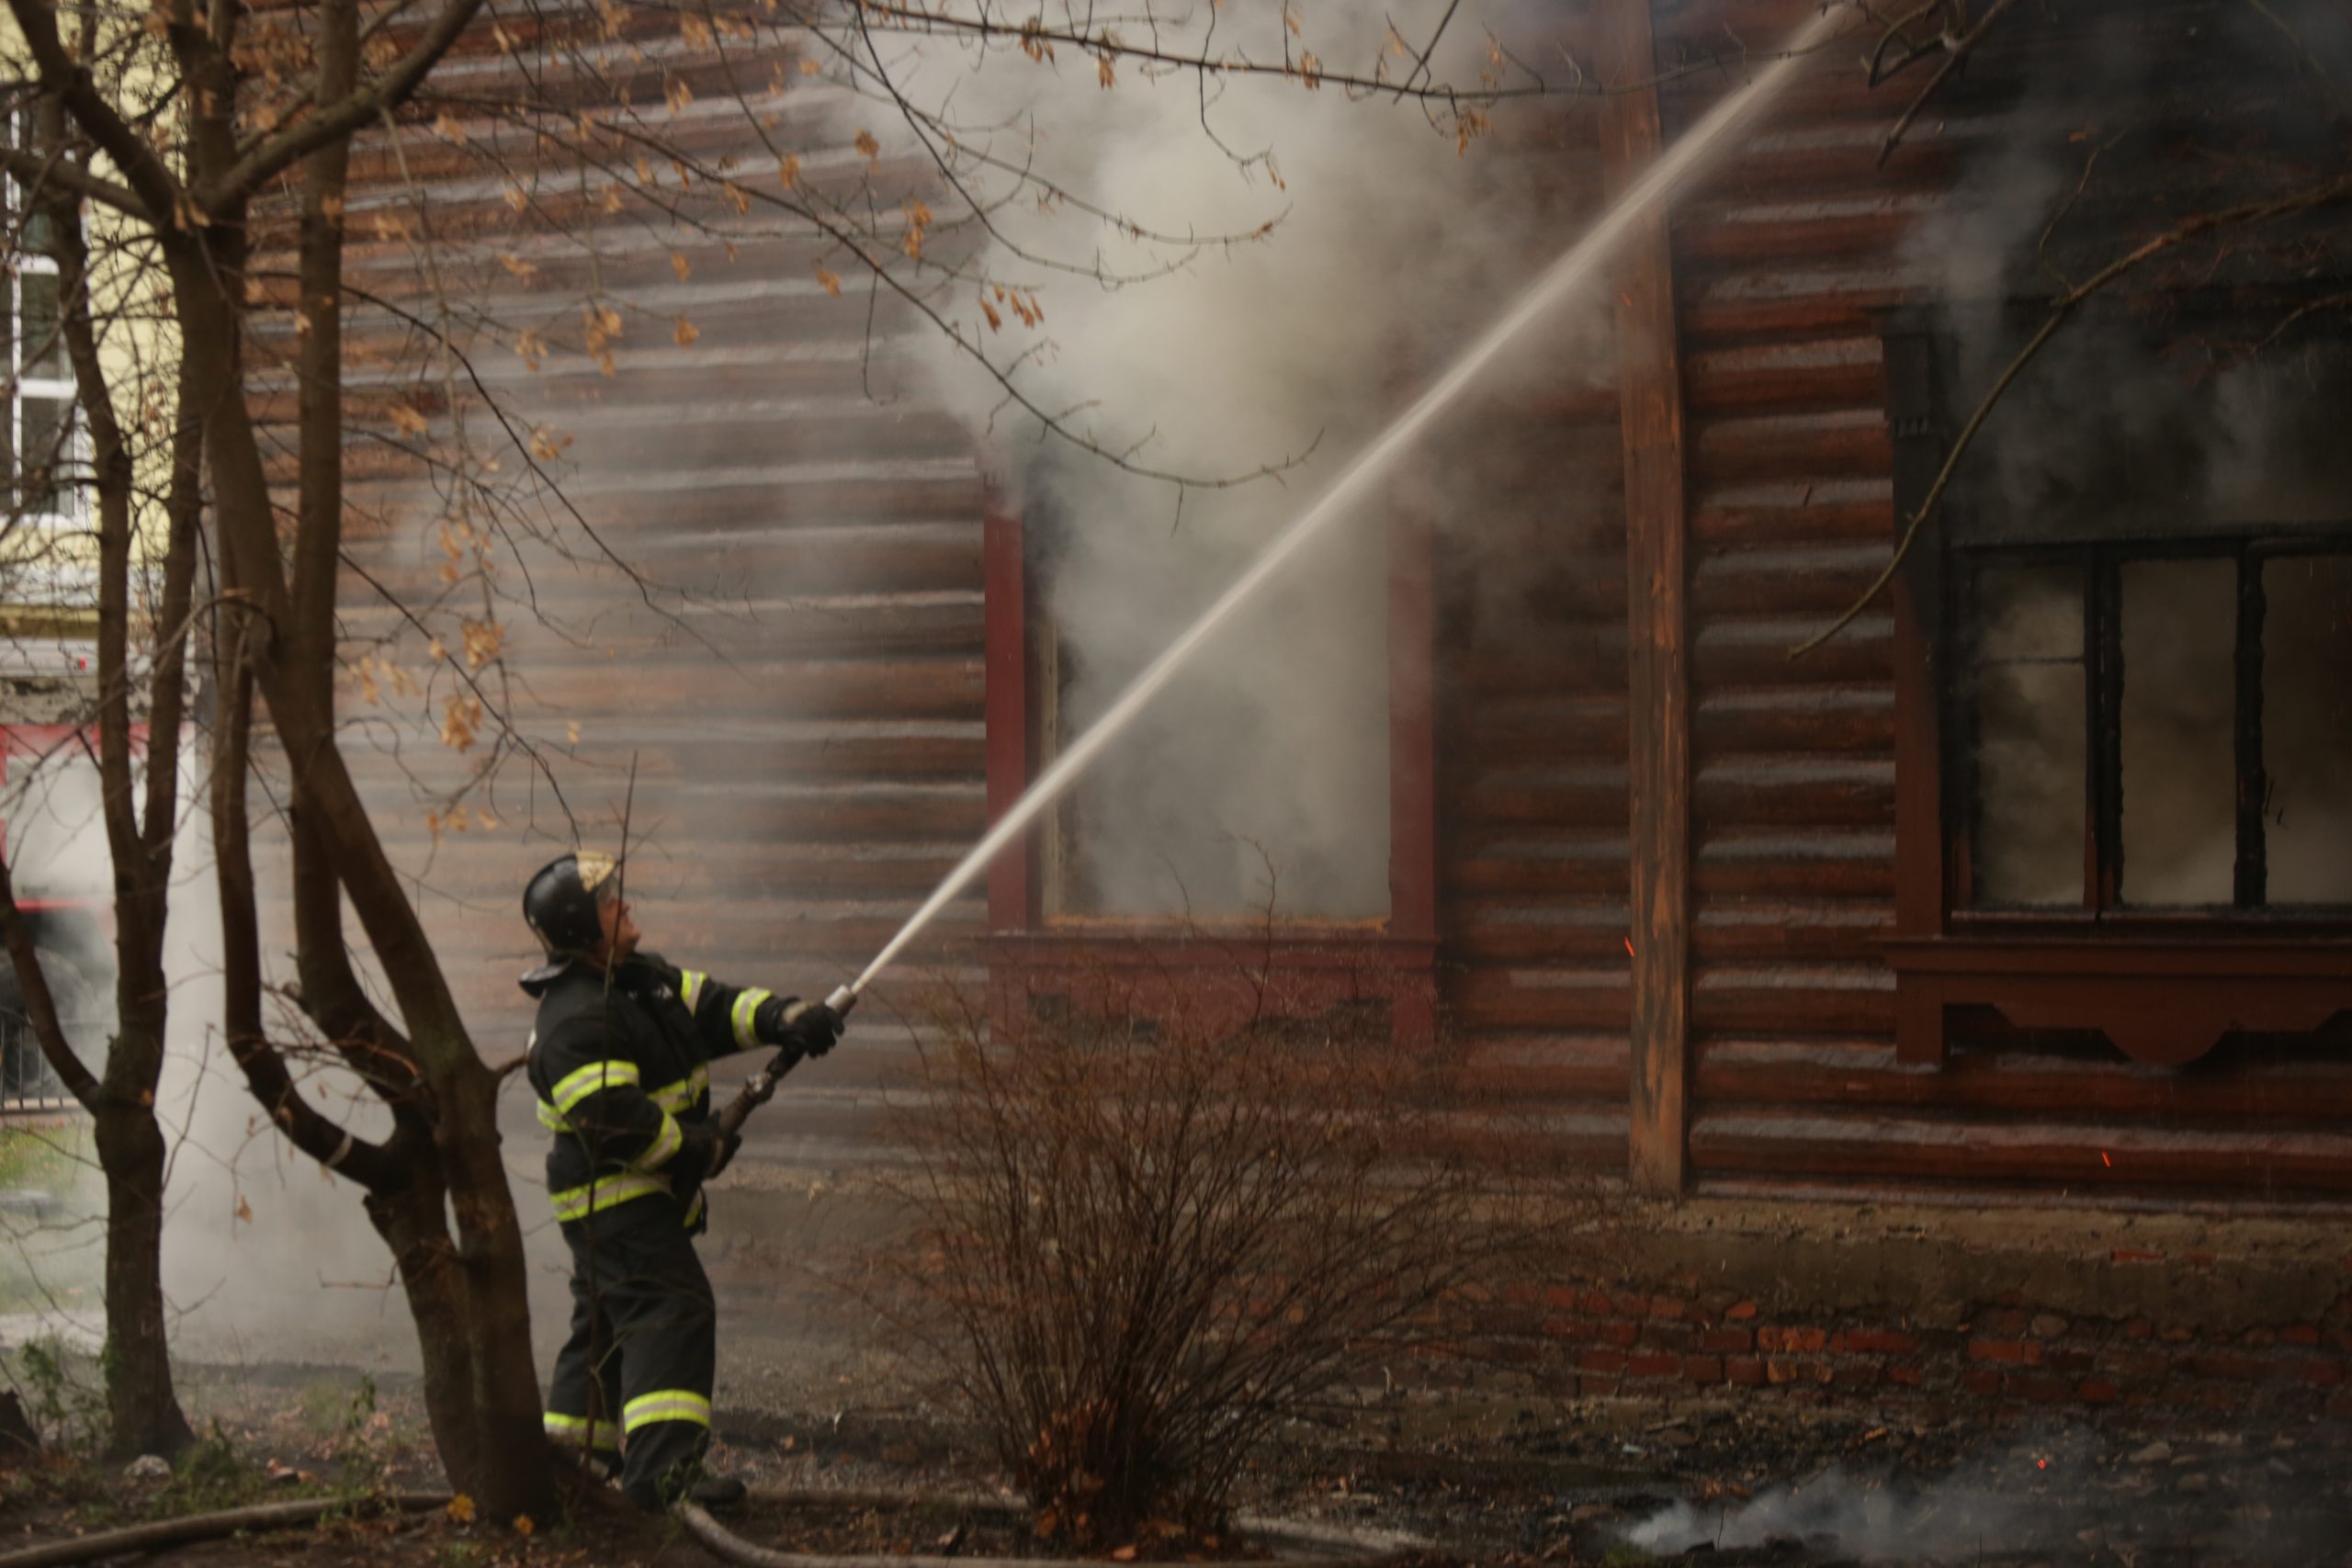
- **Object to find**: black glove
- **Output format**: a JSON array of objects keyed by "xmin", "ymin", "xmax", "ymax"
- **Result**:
[
  {"xmin": 781, "ymin": 1000, "xmax": 847, "ymax": 1058},
  {"xmin": 673, "ymin": 1124, "xmax": 743, "ymax": 1194}
]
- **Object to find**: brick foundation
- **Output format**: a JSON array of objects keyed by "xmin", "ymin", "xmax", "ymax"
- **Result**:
[{"xmin": 1426, "ymin": 1201, "xmax": 2352, "ymax": 1422}]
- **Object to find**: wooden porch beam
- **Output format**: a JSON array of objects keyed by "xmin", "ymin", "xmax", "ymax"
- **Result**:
[{"xmin": 1598, "ymin": 0, "xmax": 1692, "ymax": 1196}]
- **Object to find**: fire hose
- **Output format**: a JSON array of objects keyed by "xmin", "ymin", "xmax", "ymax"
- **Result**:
[
  {"xmin": 0, "ymin": 1493, "xmax": 451, "ymax": 1568},
  {"xmin": 713, "ymin": 983, "xmax": 859, "ymax": 1141}
]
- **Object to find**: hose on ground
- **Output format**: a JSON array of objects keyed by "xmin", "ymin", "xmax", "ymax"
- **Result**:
[
  {"xmin": 0, "ymin": 1490, "xmax": 449, "ymax": 1568},
  {"xmin": 679, "ymin": 1492, "xmax": 1429, "ymax": 1568}
]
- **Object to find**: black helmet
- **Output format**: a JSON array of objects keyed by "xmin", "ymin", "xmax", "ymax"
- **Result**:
[{"xmin": 520, "ymin": 851, "xmax": 620, "ymax": 985}]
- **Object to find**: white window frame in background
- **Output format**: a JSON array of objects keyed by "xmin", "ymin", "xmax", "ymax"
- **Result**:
[{"xmin": 5, "ymin": 109, "xmax": 83, "ymax": 538}]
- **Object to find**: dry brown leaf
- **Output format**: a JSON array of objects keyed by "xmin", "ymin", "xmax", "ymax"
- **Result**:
[{"xmin": 815, "ymin": 265, "xmax": 842, "ymax": 298}]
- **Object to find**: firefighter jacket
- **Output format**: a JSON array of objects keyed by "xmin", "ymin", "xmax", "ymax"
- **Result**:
[{"xmin": 524, "ymin": 952, "xmax": 800, "ymax": 1232}]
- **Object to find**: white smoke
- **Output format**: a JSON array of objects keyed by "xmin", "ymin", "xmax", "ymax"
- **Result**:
[
  {"xmin": 874, "ymin": 0, "xmax": 1610, "ymax": 917},
  {"xmin": 0, "ymin": 744, "xmax": 418, "ymax": 1374}
]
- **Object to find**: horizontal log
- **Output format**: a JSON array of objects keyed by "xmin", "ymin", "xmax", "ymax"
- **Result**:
[
  {"xmin": 1694, "ymin": 1037, "xmax": 2352, "ymax": 1123},
  {"xmin": 1692, "ymin": 756, "xmax": 1894, "ymax": 829},
  {"xmin": 1452, "ymin": 1033, "xmax": 1631, "ymax": 1104},
  {"xmin": 341, "ymin": 595, "xmax": 984, "ymax": 661},
  {"xmin": 1682, "ymin": 334, "xmax": 1885, "ymax": 417},
  {"xmin": 1453, "ymin": 764, "xmax": 1630, "ymax": 827},
  {"xmin": 345, "ymin": 521, "xmax": 983, "ymax": 598},
  {"xmin": 1450, "ymin": 967, "xmax": 1633, "ymax": 1032},
  {"xmin": 1446, "ymin": 903, "xmax": 1636, "ymax": 963},
  {"xmin": 1693, "ymin": 614, "xmax": 1893, "ymax": 687},
  {"xmin": 1689, "ymin": 408, "xmax": 1892, "ymax": 487},
  {"xmin": 1693, "ymin": 684, "xmax": 1892, "ymax": 754},
  {"xmin": 1690, "ymin": 479, "xmax": 1894, "ymax": 549},
  {"xmin": 1679, "ymin": 276, "xmax": 1909, "ymax": 348},
  {"xmin": 1694, "ymin": 829, "xmax": 1897, "ymax": 900},
  {"xmin": 492, "ymin": 657, "xmax": 982, "ymax": 719},
  {"xmin": 1689, "ymin": 1109, "xmax": 2352, "ymax": 1194},
  {"xmin": 1690, "ymin": 542, "xmax": 1894, "ymax": 618},
  {"xmin": 1692, "ymin": 898, "xmax": 1893, "ymax": 962},
  {"xmin": 1442, "ymin": 833, "xmax": 1631, "ymax": 897},
  {"xmin": 1691, "ymin": 962, "xmax": 1896, "ymax": 1035}
]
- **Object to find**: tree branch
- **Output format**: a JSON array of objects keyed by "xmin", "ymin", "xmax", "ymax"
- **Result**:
[
  {"xmin": 1, "ymin": 0, "xmax": 185, "ymax": 220},
  {"xmin": 0, "ymin": 146, "xmax": 150, "ymax": 221},
  {"xmin": 199, "ymin": 0, "xmax": 490, "ymax": 209}
]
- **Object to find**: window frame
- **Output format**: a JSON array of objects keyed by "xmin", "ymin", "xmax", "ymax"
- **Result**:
[
  {"xmin": 1878, "ymin": 311, "xmax": 2352, "ymax": 1069},
  {"xmin": 1949, "ymin": 534, "xmax": 2352, "ymax": 923},
  {"xmin": 978, "ymin": 504, "xmax": 1441, "ymax": 1047},
  {"xmin": 4, "ymin": 109, "xmax": 83, "ymax": 532}
]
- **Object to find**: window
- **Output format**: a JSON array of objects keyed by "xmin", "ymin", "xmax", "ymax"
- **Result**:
[
  {"xmin": 3, "ymin": 109, "xmax": 79, "ymax": 525},
  {"xmin": 1881, "ymin": 307, "xmax": 2352, "ymax": 1067},
  {"xmin": 1022, "ymin": 497, "xmax": 1392, "ymax": 924},
  {"xmin": 1959, "ymin": 545, "xmax": 2352, "ymax": 913}
]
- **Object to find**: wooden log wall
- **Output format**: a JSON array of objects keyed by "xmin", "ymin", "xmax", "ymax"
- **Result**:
[
  {"xmin": 246, "ymin": 6, "xmax": 987, "ymax": 1140},
  {"xmin": 1642, "ymin": 0, "xmax": 2352, "ymax": 1198}
]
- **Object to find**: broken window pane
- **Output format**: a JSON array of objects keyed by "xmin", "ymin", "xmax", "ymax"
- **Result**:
[
  {"xmin": 2118, "ymin": 558, "xmax": 2235, "ymax": 907},
  {"xmin": 2263, "ymin": 555, "xmax": 2352, "ymax": 905},
  {"xmin": 1969, "ymin": 560, "xmax": 2085, "ymax": 908}
]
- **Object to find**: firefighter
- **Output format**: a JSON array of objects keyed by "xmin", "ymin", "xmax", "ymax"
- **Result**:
[{"xmin": 521, "ymin": 850, "xmax": 845, "ymax": 1510}]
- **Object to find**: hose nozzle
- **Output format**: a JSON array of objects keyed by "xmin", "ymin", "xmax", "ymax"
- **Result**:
[{"xmin": 823, "ymin": 984, "xmax": 859, "ymax": 1018}]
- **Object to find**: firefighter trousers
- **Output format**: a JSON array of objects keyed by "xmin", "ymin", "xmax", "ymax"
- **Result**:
[{"xmin": 544, "ymin": 1190, "xmax": 718, "ymax": 1509}]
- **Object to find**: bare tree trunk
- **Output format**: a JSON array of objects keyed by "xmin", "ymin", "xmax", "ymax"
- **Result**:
[
  {"xmin": 88, "ymin": 1083, "xmax": 192, "ymax": 1459},
  {"xmin": 36, "ymin": 97, "xmax": 195, "ymax": 1460}
]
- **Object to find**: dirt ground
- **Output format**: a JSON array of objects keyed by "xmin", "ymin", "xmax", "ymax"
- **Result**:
[{"xmin": 1, "ymin": 1371, "xmax": 2346, "ymax": 1568}]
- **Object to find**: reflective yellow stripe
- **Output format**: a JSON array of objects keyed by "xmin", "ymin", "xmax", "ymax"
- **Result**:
[
  {"xmin": 684, "ymin": 1189, "xmax": 706, "ymax": 1228},
  {"xmin": 548, "ymin": 1172, "xmax": 669, "ymax": 1223},
  {"xmin": 631, "ymin": 1111, "xmax": 684, "ymax": 1170},
  {"xmin": 681, "ymin": 971, "xmax": 707, "ymax": 1013},
  {"xmin": 544, "ymin": 1412, "xmax": 620, "ymax": 1451},
  {"xmin": 544, "ymin": 1070, "xmax": 704, "ymax": 1136},
  {"xmin": 550, "ymin": 1060, "xmax": 640, "ymax": 1115},
  {"xmin": 622, "ymin": 1389, "xmax": 712, "ymax": 1432},
  {"xmin": 730, "ymin": 988, "xmax": 772, "ymax": 1050},
  {"xmin": 648, "ymin": 1066, "xmax": 708, "ymax": 1113}
]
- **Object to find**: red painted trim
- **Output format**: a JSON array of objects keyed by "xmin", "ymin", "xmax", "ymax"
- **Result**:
[
  {"xmin": 982, "ymin": 508, "xmax": 1034, "ymax": 934},
  {"xmin": 1387, "ymin": 512, "xmax": 1438, "ymax": 947},
  {"xmin": 980, "ymin": 501, "xmax": 1443, "ymax": 1044},
  {"xmin": 0, "ymin": 723, "xmax": 148, "ymax": 761}
]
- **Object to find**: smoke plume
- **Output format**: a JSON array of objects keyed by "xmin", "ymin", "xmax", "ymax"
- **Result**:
[{"xmin": 880, "ymin": 0, "xmax": 1608, "ymax": 918}]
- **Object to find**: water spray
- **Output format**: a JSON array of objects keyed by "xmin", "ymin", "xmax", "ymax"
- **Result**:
[{"xmin": 828, "ymin": 4, "xmax": 1849, "ymax": 1010}]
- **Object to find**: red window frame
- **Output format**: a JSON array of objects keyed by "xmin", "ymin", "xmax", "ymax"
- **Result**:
[
  {"xmin": 1876, "ymin": 320, "xmax": 2352, "ymax": 1068},
  {"xmin": 980, "ymin": 506, "xmax": 1440, "ymax": 1046}
]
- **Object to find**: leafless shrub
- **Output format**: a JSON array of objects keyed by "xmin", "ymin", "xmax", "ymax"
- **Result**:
[{"xmin": 885, "ymin": 976, "xmax": 1571, "ymax": 1552}]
